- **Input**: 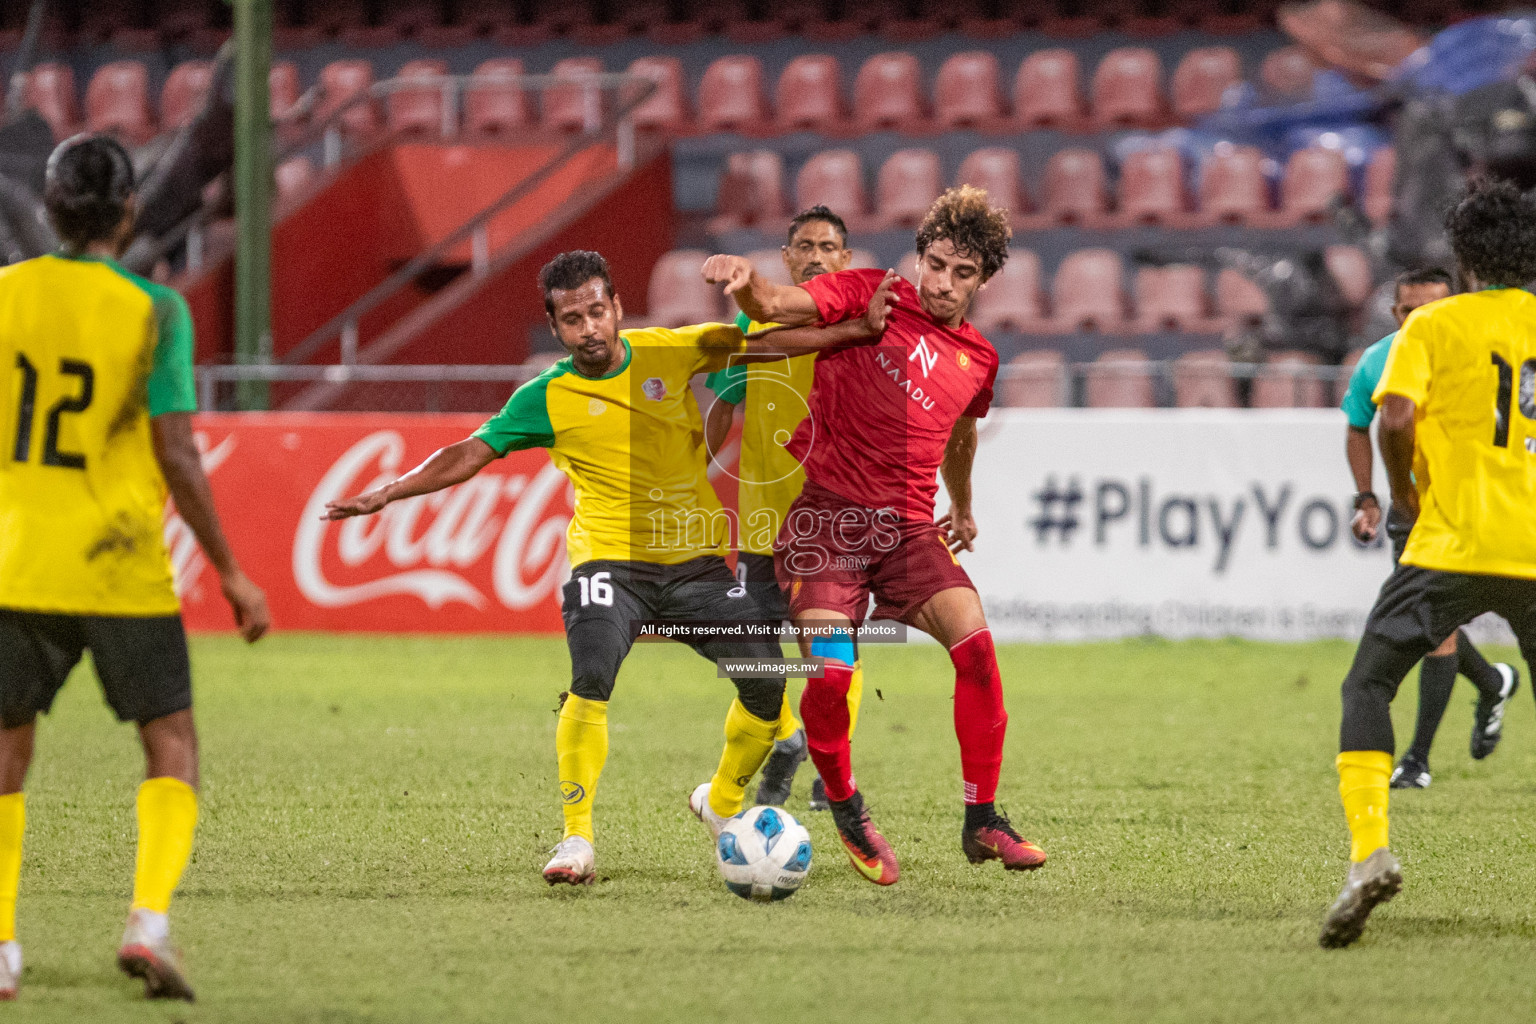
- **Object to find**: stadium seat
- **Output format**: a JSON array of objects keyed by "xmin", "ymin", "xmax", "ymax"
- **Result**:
[
  {"xmin": 775, "ymin": 55, "xmax": 844, "ymax": 134},
  {"xmin": 1198, "ymin": 143, "xmax": 1271, "ymax": 226},
  {"xmin": 744, "ymin": 249, "xmax": 792, "ymax": 287},
  {"xmin": 1116, "ymin": 147, "xmax": 1190, "ymax": 227},
  {"xmin": 1014, "ymin": 49, "xmax": 1084, "ymax": 131},
  {"xmin": 1252, "ymin": 350, "xmax": 1328, "ymax": 408},
  {"xmin": 1001, "ymin": 350, "xmax": 1067, "ymax": 408},
  {"xmin": 544, "ymin": 57, "xmax": 605, "ymax": 133},
  {"xmin": 647, "ymin": 249, "xmax": 722, "ymax": 327},
  {"xmin": 160, "ymin": 60, "xmax": 214, "ymax": 132},
  {"xmin": 1215, "ymin": 268, "xmax": 1270, "ymax": 326},
  {"xmin": 853, "ymin": 53, "xmax": 927, "ymax": 133},
  {"xmin": 1172, "ymin": 350, "xmax": 1238, "ymax": 408},
  {"xmin": 1260, "ymin": 45, "xmax": 1317, "ymax": 99},
  {"xmin": 269, "ymin": 61, "xmax": 301, "ymax": 121},
  {"xmin": 1325, "ymin": 245, "xmax": 1375, "ymax": 309},
  {"xmin": 1170, "ymin": 47, "xmax": 1241, "ymax": 119},
  {"xmin": 1052, "ymin": 249, "xmax": 1128, "ymax": 333},
  {"xmin": 874, "ymin": 149, "xmax": 942, "ymax": 230},
  {"xmin": 1134, "ymin": 265, "xmax": 1214, "ymax": 332},
  {"xmin": 625, "ymin": 57, "xmax": 690, "ymax": 134},
  {"xmin": 698, "ymin": 56, "xmax": 768, "ymax": 134},
  {"xmin": 85, "ymin": 61, "xmax": 155, "ymax": 145},
  {"xmin": 1028, "ymin": 149, "xmax": 1109, "ymax": 228},
  {"xmin": 316, "ymin": 59, "xmax": 379, "ymax": 137},
  {"xmin": 23, "ymin": 63, "xmax": 81, "ymax": 140},
  {"xmin": 849, "ymin": 249, "xmax": 882, "ymax": 272},
  {"xmin": 466, "ymin": 59, "xmax": 533, "ymax": 136},
  {"xmin": 387, "ymin": 59, "xmax": 451, "ymax": 138},
  {"xmin": 795, "ymin": 150, "xmax": 868, "ymax": 226},
  {"xmin": 1091, "ymin": 48, "xmax": 1164, "ymax": 130},
  {"xmin": 1363, "ymin": 146, "xmax": 1395, "ymax": 224},
  {"xmin": 956, "ymin": 148, "xmax": 1028, "ymax": 222},
  {"xmin": 1279, "ymin": 146, "xmax": 1350, "ymax": 225},
  {"xmin": 934, "ymin": 51, "xmax": 1004, "ymax": 130},
  {"xmin": 1086, "ymin": 349, "xmax": 1155, "ymax": 408},
  {"xmin": 275, "ymin": 156, "xmax": 317, "ymax": 202},
  {"xmin": 969, "ymin": 248, "xmax": 1045, "ymax": 334},
  {"xmin": 710, "ymin": 150, "xmax": 786, "ymax": 231}
]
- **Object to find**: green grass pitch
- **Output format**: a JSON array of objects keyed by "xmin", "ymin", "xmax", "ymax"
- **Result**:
[{"xmin": 8, "ymin": 634, "xmax": 1536, "ymax": 1023}]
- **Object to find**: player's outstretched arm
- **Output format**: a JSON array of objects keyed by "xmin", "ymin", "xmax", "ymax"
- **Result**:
[
  {"xmin": 152, "ymin": 412, "xmax": 271, "ymax": 642},
  {"xmin": 742, "ymin": 270, "xmax": 899, "ymax": 357},
  {"xmin": 938, "ymin": 416, "xmax": 980, "ymax": 554},
  {"xmin": 701, "ymin": 254, "xmax": 820, "ymax": 326},
  {"xmin": 1378, "ymin": 394, "xmax": 1419, "ymax": 521},
  {"xmin": 324, "ymin": 438, "xmax": 498, "ymax": 521}
]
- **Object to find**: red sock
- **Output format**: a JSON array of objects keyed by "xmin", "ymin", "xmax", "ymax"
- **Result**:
[
  {"xmin": 799, "ymin": 660, "xmax": 857, "ymax": 802},
  {"xmin": 950, "ymin": 628, "xmax": 1007, "ymax": 806}
]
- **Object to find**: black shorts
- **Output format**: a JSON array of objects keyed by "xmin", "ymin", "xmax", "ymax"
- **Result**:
[
  {"xmin": 1363, "ymin": 562, "xmax": 1536, "ymax": 651},
  {"xmin": 735, "ymin": 551, "xmax": 788, "ymax": 622},
  {"xmin": 0, "ymin": 608, "xmax": 193, "ymax": 729}
]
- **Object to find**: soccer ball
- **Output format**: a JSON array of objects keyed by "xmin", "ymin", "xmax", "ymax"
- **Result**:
[{"xmin": 714, "ymin": 805, "xmax": 813, "ymax": 902}]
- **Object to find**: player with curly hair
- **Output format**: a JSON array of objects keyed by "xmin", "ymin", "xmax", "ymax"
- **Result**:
[
  {"xmin": 696, "ymin": 186, "xmax": 1047, "ymax": 884},
  {"xmin": 1321, "ymin": 178, "xmax": 1536, "ymax": 948}
]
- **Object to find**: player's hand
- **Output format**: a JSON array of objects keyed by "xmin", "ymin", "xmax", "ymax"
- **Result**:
[
  {"xmin": 701, "ymin": 254, "xmax": 753, "ymax": 296},
  {"xmin": 1392, "ymin": 487, "xmax": 1420, "ymax": 524},
  {"xmin": 220, "ymin": 569, "xmax": 270, "ymax": 643},
  {"xmin": 861, "ymin": 270, "xmax": 900, "ymax": 335},
  {"xmin": 1350, "ymin": 500, "xmax": 1381, "ymax": 543},
  {"xmin": 323, "ymin": 489, "xmax": 390, "ymax": 519},
  {"xmin": 938, "ymin": 509, "xmax": 978, "ymax": 553}
]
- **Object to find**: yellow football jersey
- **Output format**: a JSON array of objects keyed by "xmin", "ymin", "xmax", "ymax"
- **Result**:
[
  {"xmin": 0, "ymin": 254, "xmax": 197, "ymax": 616},
  {"xmin": 474, "ymin": 322, "xmax": 745, "ymax": 567},
  {"xmin": 1375, "ymin": 287, "xmax": 1536, "ymax": 578}
]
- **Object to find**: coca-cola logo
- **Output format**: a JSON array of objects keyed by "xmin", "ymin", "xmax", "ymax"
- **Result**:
[{"xmin": 165, "ymin": 431, "xmax": 240, "ymax": 601}]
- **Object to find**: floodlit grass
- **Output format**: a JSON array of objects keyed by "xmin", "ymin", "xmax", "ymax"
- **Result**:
[{"xmin": 8, "ymin": 634, "xmax": 1536, "ymax": 1022}]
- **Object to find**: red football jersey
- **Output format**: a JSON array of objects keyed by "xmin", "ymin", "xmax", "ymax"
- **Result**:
[{"xmin": 787, "ymin": 268, "xmax": 999, "ymax": 520}]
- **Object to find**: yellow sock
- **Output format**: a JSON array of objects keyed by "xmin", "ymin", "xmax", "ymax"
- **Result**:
[
  {"xmin": 1337, "ymin": 751, "xmax": 1392, "ymax": 863},
  {"xmin": 131, "ymin": 777, "xmax": 198, "ymax": 914},
  {"xmin": 0, "ymin": 794, "xmax": 24, "ymax": 942},
  {"xmin": 709, "ymin": 699, "xmax": 778, "ymax": 817},
  {"xmin": 556, "ymin": 695, "xmax": 608, "ymax": 843},
  {"xmin": 773, "ymin": 691, "xmax": 801, "ymax": 742},
  {"xmin": 847, "ymin": 660, "xmax": 865, "ymax": 737}
]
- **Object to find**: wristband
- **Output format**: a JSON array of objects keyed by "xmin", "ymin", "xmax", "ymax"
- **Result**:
[{"xmin": 1352, "ymin": 491, "xmax": 1378, "ymax": 510}]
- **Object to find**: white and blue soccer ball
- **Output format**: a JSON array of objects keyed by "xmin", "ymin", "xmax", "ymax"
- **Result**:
[{"xmin": 714, "ymin": 805, "xmax": 813, "ymax": 902}]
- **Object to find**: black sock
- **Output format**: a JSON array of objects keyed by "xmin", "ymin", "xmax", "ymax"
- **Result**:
[
  {"xmin": 964, "ymin": 801, "xmax": 995, "ymax": 830},
  {"xmin": 1407, "ymin": 653, "xmax": 1458, "ymax": 763},
  {"xmin": 1455, "ymin": 630, "xmax": 1505, "ymax": 698}
]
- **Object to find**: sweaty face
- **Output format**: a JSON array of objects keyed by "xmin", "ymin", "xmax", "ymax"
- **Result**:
[
  {"xmin": 915, "ymin": 239, "xmax": 985, "ymax": 327},
  {"xmin": 782, "ymin": 219, "xmax": 851, "ymax": 285},
  {"xmin": 547, "ymin": 277, "xmax": 624, "ymax": 376},
  {"xmin": 1391, "ymin": 282, "xmax": 1451, "ymax": 325}
]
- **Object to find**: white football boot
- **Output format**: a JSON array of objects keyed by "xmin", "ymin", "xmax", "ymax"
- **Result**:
[
  {"xmin": 542, "ymin": 836, "xmax": 596, "ymax": 886},
  {"xmin": 0, "ymin": 940, "xmax": 21, "ymax": 999},
  {"xmin": 117, "ymin": 908, "xmax": 195, "ymax": 1001},
  {"xmin": 1319, "ymin": 847, "xmax": 1403, "ymax": 949},
  {"xmin": 689, "ymin": 782, "xmax": 731, "ymax": 839}
]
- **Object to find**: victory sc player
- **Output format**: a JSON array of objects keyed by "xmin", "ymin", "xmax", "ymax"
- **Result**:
[
  {"xmin": 326, "ymin": 251, "xmax": 891, "ymax": 886},
  {"xmin": 0, "ymin": 135, "xmax": 271, "ymax": 1000},
  {"xmin": 1322, "ymin": 180, "xmax": 1536, "ymax": 948}
]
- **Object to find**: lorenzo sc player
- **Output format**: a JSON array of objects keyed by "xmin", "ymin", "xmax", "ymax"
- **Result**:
[
  {"xmin": 1321, "ymin": 179, "xmax": 1536, "ymax": 948},
  {"xmin": 0, "ymin": 135, "xmax": 270, "ymax": 1000},
  {"xmin": 325, "ymin": 251, "xmax": 891, "ymax": 886},
  {"xmin": 703, "ymin": 205, "xmax": 865, "ymax": 812},
  {"xmin": 697, "ymin": 187, "xmax": 1047, "ymax": 885},
  {"xmin": 1341, "ymin": 267, "xmax": 1518, "ymax": 790}
]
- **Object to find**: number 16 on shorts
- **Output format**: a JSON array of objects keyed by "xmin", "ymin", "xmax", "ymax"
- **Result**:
[{"xmin": 576, "ymin": 571, "xmax": 613, "ymax": 607}]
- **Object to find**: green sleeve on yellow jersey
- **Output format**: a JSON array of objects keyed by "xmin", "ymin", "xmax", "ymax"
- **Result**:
[
  {"xmin": 704, "ymin": 311, "xmax": 775, "ymax": 402},
  {"xmin": 105, "ymin": 262, "xmax": 197, "ymax": 416},
  {"xmin": 473, "ymin": 362, "xmax": 568, "ymax": 454}
]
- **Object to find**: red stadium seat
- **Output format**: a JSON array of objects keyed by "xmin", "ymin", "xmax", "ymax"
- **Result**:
[
  {"xmin": 160, "ymin": 60, "xmax": 214, "ymax": 132},
  {"xmin": 874, "ymin": 149, "xmax": 942, "ymax": 230},
  {"xmin": 1014, "ymin": 49, "xmax": 1084, "ymax": 131},
  {"xmin": 85, "ymin": 61, "xmax": 155, "ymax": 145},
  {"xmin": 544, "ymin": 57, "xmax": 605, "ymax": 133},
  {"xmin": 1279, "ymin": 146, "xmax": 1350, "ymax": 225},
  {"xmin": 1134, "ymin": 265, "xmax": 1213, "ymax": 332},
  {"xmin": 853, "ymin": 53, "xmax": 927, "ymax": 133},
  {"xmin": 1260, "ymin": 46, "xmax": 1317, "ymax": 100},
  {"xmin": 1215, "ymin": 268, "xmax": 1269, "ymax": 327},
  {"xmin": 710, "ymin": 151, "xmax": 786, "ymax": 230},
  {"xmin": 316, "ymin": 59, "xmax": 379, "ymax": 137},
  {"xmin": 1091, "ymin": 48, "xmax": 1165, "ymax": 130},
  {"xmin": 1172, "ymin": 350, "xmax": 1238, "ymax": 408},
  {"xmin": 956, "ymin": 148, "xmax": 1028, "ymax": 222},
  {"xmin": 23, "ymin": 63, "xmax": 81, "ymax": 140},
  {"xmin": 795, "ymin": 150, "xmax": 868, "ymax": 226},
  {"xmin": 934, "ymin": 51, "xmax": 1004, "ymax": 130},
  {"xmin": 466, "ymin": 59, "xmax": 533, "ymax": 136},
  {"xmin": 775, "ymin": 55, "xmax": 844, "ymax": 134},
  {"xmin": 744, "ymin": 249, "xmax": 792, "ymax": 287},
  {"xmin": 625, "ymin": 57, "xmax": 690, "ymax": 134},
  {"xmin": 275, "ymin": 156, "xmax": 317, "ymax": 202},
  {"xmin": 1052, "ymin": 249, "xmax": 1128, "ymax": 332},
  {"xmin": 1364, "ymin": 146, "xmax": 1395, "ymax": 225},
  {"xmin": 698, "ymin": 56, "xmax": 768, "ymax": 135},
  {"xmin": 1198, "ymin": 143, "xmax": 1271, "ymax": 226},
  {"xmin": 1325, "ymin": 244, "xmax": 1375, "ymax": 309},
  {"xmin": 1002, "ymin": 350, "xmax": 1067, "ymax": 408},
  {"xmin": 269, "ymin": 61, "xmax": 301, "ymax": 120},
  {"xmin": 1252, "ymin": 350, "xmax": 1327, "ymax": 408},
  {"xmin": 1116, "ymin": 147, "xmax": 1190, "ymax": 227},
  {"xmin": 1086, "ymin": 349, "xmax": 1155, "ymax": 408},
  {"xmin": 969, "ymin": 249, "xmax": 1045, "ymax": 334},
  {"xmin": 1171, "ymin": 47, "xmax": 1241, "ymax": 119},
  {"xmin": 387, "ymin": 59, "xmax": 451, "ymax": 138},
  {"xmin": 647, "ymin": 249, "xmax": 722, "ymax": 327},
  {"xmin": 1029, "ymin": 148, "xmax": 1109, "ymax": 228}
]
